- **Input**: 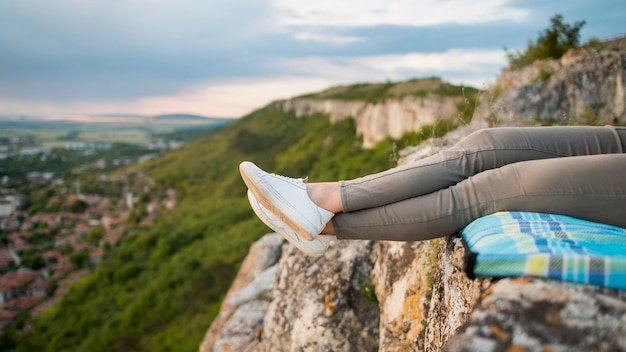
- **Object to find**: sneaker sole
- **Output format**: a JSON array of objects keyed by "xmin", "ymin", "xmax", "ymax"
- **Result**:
[
  {"xmin": 247, "ymin": 191, "xmax": 325, "ymax": 257},
  {"xmin": 240, "ymin": 163, "xmax": 315, "ymax": 241}
]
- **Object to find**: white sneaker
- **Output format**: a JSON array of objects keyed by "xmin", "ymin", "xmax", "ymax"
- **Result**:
[
  {"xmin": 239, "ymin": 161, "xmax": 334, "ymax": 241},
  {"xmin": 247, "ymin": 190, "xmax": 334, "ymax": 257}
]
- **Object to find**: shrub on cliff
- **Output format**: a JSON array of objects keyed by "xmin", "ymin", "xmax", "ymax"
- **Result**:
[{"xmin": 507, "ymin": 14, "xmax": 586, "ymax": 68}]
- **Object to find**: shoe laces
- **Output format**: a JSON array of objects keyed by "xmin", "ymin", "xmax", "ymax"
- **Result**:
[{"xmin": 270, "ymin": 172, "xmax": 307, "ymax": 187}]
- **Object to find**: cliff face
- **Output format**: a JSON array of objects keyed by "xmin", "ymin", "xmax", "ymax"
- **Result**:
[
  {"xmin": 199, "ymin": 236, "xmax": 380, "ymax": 352},
  {"xmin": 277, "ymin": 95, "xmax": 460, "ymax": 148},
  {"xmin": 476, "ymin": 49, "xmax": 626, "ymax": 126},
  {"xmin": 199, "ymin": 233, "xmax": 284, "ymax": 351},
  {"xmin": 200, "ymin": 48, "xmax": 626, "ymax": 351}
]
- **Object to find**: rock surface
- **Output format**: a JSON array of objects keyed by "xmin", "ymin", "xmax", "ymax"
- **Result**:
[
  {"xmin": 258, "ymin": 239, "xmax": 379, "ymax": 352},
  {"xmin": 446, "ymin": 278, "xmax": 626, "ymax": 352},
  {"xmin": 201, "ymin": 234, "xmax": 381, "ymax": 352},
  {"xmin": 371, "ymin": 237, "xmax": 485, "ymax": 352},
  {"xmin": 199, "ymin": 233, "xmax": 284, "ymax": 352}
]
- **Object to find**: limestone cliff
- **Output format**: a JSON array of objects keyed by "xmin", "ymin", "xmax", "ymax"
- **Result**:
[
  {"xmin": 277, "ymin": 95, "xmax": 460, "ymax": 148},
  {"xmin": 200, "ymin": 48, "xmax": 626, "ymax": 351}
]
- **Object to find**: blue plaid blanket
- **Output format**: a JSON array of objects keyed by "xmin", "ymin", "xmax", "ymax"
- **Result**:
[{"xmin": 461, "ymin": 212, "xmax": 626, "ymax": 290}]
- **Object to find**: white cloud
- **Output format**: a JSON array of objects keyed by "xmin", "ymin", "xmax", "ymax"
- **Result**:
[
  {"xmin": 277, "ymin": 48, "xmax": 508, "ymax": 87},
  {"xmin": 349, "ymin": 49, "xmax": 507, "ymax": 73},
  {"xmin": 293, "ymin": 32, "xmax": 365, "ymax": 43},
  {"xmin": 272, "ymin": 0, "xmax": 529, "ymax": 28},
  {"xmin": 129, "ymin": 77, "xmax": 335, "ymax": 117}
]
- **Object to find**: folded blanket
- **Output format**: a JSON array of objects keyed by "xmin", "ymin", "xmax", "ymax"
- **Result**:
[{"xmin": 461, "ymin": 212, "xmax": 626, "ymax": 290}]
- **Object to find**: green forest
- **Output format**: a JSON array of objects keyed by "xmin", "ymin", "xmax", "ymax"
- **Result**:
[{"xmin": 1, "ymin": 102, "xmax": 452, "ymax": 351}]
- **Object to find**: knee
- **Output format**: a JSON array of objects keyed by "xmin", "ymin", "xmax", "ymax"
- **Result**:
[
  {"xmin": 458, "ymin": 127, "xmax": 518, "ymax": 149},
  {"xmin": 456, "ymin": 128, "xmax": 495, "ymax": 149},
  {"xmin": 469, "ymin": 127, "xmax": 505, "ymax": 140}
]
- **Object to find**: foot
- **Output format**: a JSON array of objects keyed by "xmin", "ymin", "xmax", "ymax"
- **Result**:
[
  {"xmin": 239, "ymin": 161, "xmax": 334, "ymax": 241},
  {"xmin": 247, "ymin": 190, "xmax": 334, "ymax": 257}
]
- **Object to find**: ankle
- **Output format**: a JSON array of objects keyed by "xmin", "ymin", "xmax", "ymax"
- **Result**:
[
  {"xmin": 307, "ymin": 182, "xmax": 342, "ymax": 213},
  {"xmin": 321, "ymin": 220, "xmax": 336, "ymax": 235}
]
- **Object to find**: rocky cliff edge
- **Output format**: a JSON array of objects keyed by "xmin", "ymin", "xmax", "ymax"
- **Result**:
[{"xmin": 200, "ymin": 48, "xmax": 626, "ymax": 352}]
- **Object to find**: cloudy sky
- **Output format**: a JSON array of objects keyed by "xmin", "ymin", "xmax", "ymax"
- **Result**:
[{"xmin": 1, "ymin": 0, "xmax": 624, "ymax": 118}]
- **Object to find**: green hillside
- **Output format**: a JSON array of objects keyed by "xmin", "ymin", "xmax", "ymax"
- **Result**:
[
  {"xmin": 298, "ymin": 77, "xmax": 479, "ymax": 103},
  {"xmin": 2, "ymin": 100, "xmax": 452, "ymax": 351}
]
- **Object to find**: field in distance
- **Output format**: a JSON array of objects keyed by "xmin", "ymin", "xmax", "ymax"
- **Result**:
[{"xmin": 0, "ymin": 113, "xmax": 232, "ymax": 147}]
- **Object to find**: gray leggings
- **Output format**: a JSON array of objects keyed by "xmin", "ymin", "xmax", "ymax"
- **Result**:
[{"xmin": 333, "ymin": 126, "xmax": 626, "ymax": 241}]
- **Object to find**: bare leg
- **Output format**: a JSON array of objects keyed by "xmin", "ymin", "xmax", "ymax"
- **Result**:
[
  {"xmin": 307, "ymin": 182, "xmax": 343, "ymax": 213},
  {"xmin": 306, "ymin": 182, "xmax": 340, "ymax": 235},
  {"xmin": 321, "ymin": 218, "xmax": 336, "ymax": 235}
]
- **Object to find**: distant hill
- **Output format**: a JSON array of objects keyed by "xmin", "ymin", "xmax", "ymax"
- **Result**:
[
  {"xmin": 96, "ymin": 113, "xmax": 148, "ymax": 119},
  {"xmin": 152, "ymin": 114, "xmax": 228, "ymax": 121},
  {"xmin": 0, "ymin": 113, "xmax": 234, "ymax": 147},
  {"xmin": 83, "ymin": 113, "xmax": 223, "ymax": 121},
  {"xmin": 150, "ymin": 114, "xmax": 233, "ymax": 127},
  {"xmin": 0, "ymin": 114, "xmax": 231, "ymax": 124}
]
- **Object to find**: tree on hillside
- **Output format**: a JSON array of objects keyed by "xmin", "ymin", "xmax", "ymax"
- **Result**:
[
  {"xmin": 507, "ymin": 14, "xmax": 586, "ymax": 68},
  {"xmin": 84, "ymin": 226, "xmax": 104, "ymax": 246},
  {"xmin": 67, "ymin": 199, "xmax": 88, "ymax": 213}
]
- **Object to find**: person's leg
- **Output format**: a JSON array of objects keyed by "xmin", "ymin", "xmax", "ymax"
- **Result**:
[
  {"xmin": 340, "ymin": 126, "xmax": 625, "ymax": 212},
  {"xmin": 283, "ymin": 126, "xmax": 626, "ymax": 234},
  {"xmin": 241, "ymin": 126, "xmax": 626, "ymax": 245},
  {"xmin": 307, "ymin": 182, "xmax": 342, "ymax": 213},
  {"xmin": 333, "ymin": 153, "xmax": 626, "ymax": 241}
]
